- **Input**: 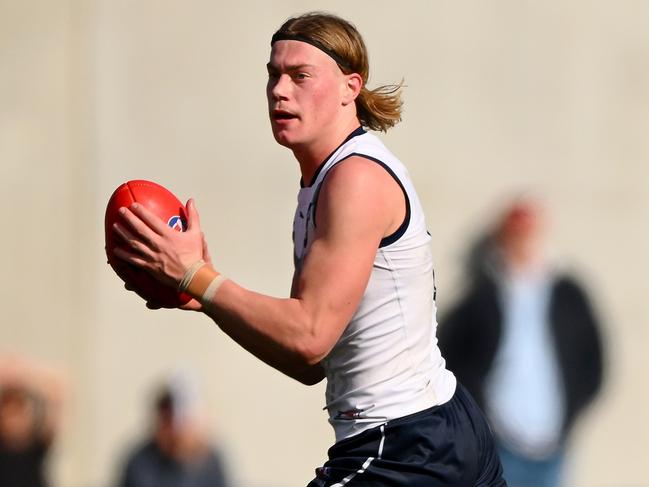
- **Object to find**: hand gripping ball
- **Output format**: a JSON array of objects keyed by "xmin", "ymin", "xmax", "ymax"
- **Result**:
[{"xmin": 105, "ymin": 180, "xmax": 192, "ymax": 308}]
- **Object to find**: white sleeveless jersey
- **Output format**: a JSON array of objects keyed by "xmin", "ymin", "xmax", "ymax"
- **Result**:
[{"xmin": 293, "ymin": 129, "xmax": 456, "ymax": 442}]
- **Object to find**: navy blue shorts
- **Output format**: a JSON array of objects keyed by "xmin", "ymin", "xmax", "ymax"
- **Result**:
[{"xmin": 308, "ymin": 383, "xmax": 506, "ymax": 486}]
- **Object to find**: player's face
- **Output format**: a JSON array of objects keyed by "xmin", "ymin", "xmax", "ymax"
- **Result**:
[{"xmin": 266, "ymin": 40, "xmax": 346, "ymax": 149}]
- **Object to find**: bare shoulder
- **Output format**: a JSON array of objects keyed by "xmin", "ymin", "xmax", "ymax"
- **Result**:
[
  {"xmin": 316, "ymin": 155, "xmax": 405, "ymax": 234},
  {"xmin": 324, "ymin": 155, "xmax": 396, "ymax": 192}
]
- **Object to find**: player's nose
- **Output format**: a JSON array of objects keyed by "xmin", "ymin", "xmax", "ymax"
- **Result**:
[{"xmin": 269, "ymin": 73, "xmax": 290, "ymax": 101}]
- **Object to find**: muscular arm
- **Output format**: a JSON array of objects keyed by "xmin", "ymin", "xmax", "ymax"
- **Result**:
[{"xmin": 114, "ymin": 157, "xmax": 405, "ymax": 383}]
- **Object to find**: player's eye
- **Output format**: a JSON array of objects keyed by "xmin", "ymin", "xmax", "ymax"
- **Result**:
[{"xmin": 293, "ymin": 72, "xmax": 309, "ymax": 80}]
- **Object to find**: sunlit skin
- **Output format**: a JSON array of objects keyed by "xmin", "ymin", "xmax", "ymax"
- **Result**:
[
  {"xmin": 112, "ymin": 39, "xmax": 405, "ymax": 384},
  {"xmin": 267, "ymin": 40, "xmax": 362, "ymax": 182}
]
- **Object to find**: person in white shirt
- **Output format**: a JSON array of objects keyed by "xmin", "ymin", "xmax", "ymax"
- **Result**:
[
  {"xmin": 112, "ymin": 12, "xmax": 506, "ymax": 486},
  {"xmin": 439, "ymin": 198, "xmax": 604, "ymax": 487}
]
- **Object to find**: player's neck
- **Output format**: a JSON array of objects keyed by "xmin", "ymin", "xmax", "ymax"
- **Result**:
[{"xmin": 293, "ymin": 118, "xmax": 362, "ymax": 185}]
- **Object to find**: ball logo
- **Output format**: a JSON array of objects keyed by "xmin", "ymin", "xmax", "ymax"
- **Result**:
[{"xmin": 167, "ymin": 215, "xmax": 187, "ymax": 232}]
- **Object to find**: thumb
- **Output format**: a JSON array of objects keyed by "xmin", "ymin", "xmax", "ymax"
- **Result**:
[{"xmin": 185, "ymin": 198, "xmax": 201, "ymax": 232}]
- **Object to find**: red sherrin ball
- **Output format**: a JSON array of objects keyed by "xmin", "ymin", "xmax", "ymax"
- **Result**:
[{"xmin": 105, "ymin": 180, "xmax": 191, "ymax": 308}]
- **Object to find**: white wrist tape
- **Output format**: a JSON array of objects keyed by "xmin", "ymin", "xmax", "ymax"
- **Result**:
[
  {"xmin": 178, "ymin": 260, "xmax": 206, "ymax": 292},
  {"xmin": 200, "ymin": 274, "xmax": 228, "ymax": 309}
]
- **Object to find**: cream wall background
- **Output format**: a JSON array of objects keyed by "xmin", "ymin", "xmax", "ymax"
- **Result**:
[{"xmin": 1, "ymin": 1, "xmax": 647, "ymax": 486}]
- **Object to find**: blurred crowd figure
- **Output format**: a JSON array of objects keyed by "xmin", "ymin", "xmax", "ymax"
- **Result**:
[
  {"xmin": 0, "ymin": 354, "xmax": 66, "ymax": 487},
  {"xmin": 438, "ymin": 197, "xmax": 606, "ymax": 487},
  {"xmin": 118, "ymin": 374, "xmax": 229, "ymax": 487}
]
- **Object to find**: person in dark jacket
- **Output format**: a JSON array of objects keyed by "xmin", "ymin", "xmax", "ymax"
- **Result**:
[
  {"xmin": 438, "ymin": 197, "xmax": 605, "ymax": 487},
  {"xmin": 119, "ymin": 377, "xmax": 229, "ymax": 487},
  {"xmin": 0, "ymin": 355, "xmax": 66, "ymax": 487}
]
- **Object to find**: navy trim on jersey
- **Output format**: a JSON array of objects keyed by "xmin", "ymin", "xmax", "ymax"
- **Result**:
[
  {"xmin": 301, "ymin": 126, "xmax": 366, "ymax": 188},
  {"xmin": 311, "ymin": 153, "xmax": 411, "ymax": 249},
  {"xmin": 364, "ymin": 156, "xmax": 411, "ymax": 248}
]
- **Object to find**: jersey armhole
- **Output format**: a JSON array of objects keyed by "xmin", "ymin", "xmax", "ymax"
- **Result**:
[{"xmin": 312, "ymin": 153, "xmax": 411, "ymax": 248}]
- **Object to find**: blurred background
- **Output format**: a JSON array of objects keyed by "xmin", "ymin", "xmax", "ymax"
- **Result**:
[{"xmin": 0, "ymin": 0, "xmax": 647, "ymax": 486}]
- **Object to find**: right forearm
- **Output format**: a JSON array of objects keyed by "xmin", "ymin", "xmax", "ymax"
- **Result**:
[{"xmin": 192, "ymin": 277, "xmax": 330, "ymax": 380}]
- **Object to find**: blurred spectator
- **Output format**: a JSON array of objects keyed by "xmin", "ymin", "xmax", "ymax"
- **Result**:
[
  {"xmin": 438, "ymin": 197, "xmax": 605, "ymax": 487},
  {"xmin": 0, "ymin": 354, "xmax": 66, "ymax": 487},
  {"xmin": 118, "ymin": 374, "xmax": 229, "ymax": 487}
]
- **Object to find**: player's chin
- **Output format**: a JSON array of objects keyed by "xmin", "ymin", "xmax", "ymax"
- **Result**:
[{"xmin": 271, "ymin": 128, "xmax": 297, "ymax": 148}]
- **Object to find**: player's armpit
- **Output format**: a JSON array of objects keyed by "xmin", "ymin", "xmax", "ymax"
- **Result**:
[{"xmin": 292, "ymin": 363, "xmax": 326, "ymax": 385}]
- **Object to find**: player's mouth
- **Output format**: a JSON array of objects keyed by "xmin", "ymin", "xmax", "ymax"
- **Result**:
[{"xmin": 271, "ymin": 109, "xmax": 299, "ymax": 124}]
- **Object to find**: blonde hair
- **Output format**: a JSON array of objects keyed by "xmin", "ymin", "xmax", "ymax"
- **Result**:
[{"xmin": 272, "ymin": 12, "xmax": 403, "ymax": 132}]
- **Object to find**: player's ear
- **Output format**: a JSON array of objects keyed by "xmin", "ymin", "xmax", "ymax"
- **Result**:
[{"xmin": 342, "ymin": 73, "xmax": 362, "ymax": 106}]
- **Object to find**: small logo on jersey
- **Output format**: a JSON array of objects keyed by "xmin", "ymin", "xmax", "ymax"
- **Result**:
[
  {"xmin": 167, "ymin": 215, "xmax": 186, "ymax": 232},
  {"xmin": 335, "ymin": 407, "xmax": 366, "ymax": 420}
]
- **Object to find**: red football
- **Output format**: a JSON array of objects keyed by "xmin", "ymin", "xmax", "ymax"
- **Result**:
[{"xmin": 105, "ymin": 180, "xmax": 191, "ymax": 308}]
